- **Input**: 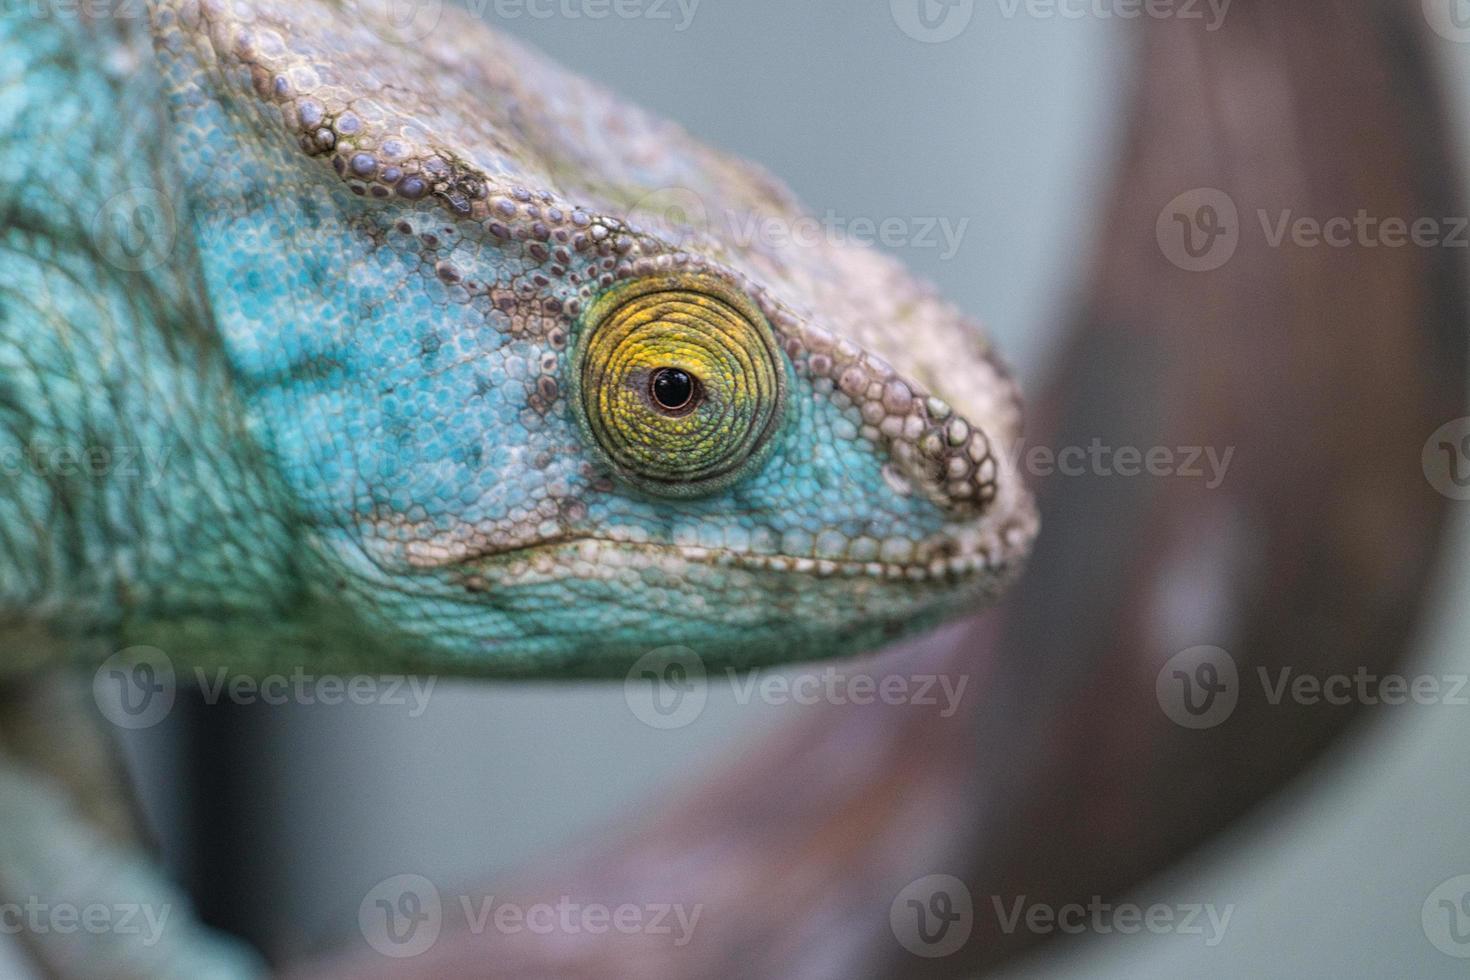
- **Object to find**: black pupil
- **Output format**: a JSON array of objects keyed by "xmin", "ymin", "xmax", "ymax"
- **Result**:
[{"xmin": 650, "ymin": 368, "xmax": 697, "ymax": 412}]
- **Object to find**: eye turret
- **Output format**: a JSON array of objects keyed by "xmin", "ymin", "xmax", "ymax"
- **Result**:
[{"xmin": 570, "ymin": 275, "xmax": 790, "ymax": 499}]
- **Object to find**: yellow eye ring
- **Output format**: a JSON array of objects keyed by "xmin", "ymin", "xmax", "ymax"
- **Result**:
[{"xmin": 569, "ymin": 275, "xmax": 789, "ymax": 498}]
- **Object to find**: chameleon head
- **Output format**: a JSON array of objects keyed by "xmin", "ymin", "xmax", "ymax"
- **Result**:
[{"xmin": 155, "ymin": 0, "xmax": 1037, "ymax": 674}]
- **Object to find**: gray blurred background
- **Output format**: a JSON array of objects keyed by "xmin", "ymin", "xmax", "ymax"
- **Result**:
[{"xmin": 113, "ymin": 2, "xmax": 1470, "ymax": 976}]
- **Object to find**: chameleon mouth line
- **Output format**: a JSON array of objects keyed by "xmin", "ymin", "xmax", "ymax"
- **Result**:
[{"xmin": 447, "ymin": 531, "xmax": 1025, "ymax": 584}]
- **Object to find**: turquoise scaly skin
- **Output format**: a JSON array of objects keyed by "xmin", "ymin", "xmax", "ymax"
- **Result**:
[{"xmin": 0, "ymin": 0, "xmax": 1038, "ymax": 679}]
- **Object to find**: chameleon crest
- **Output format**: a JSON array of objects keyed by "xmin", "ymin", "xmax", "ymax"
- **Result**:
[{"xmin": 139, "ymin": 0, "xmax": 1037, "ymax": 674}]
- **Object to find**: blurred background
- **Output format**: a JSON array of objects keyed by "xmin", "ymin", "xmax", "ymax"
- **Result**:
[{"xmin": 104, "ymin": 1, "xmax": 1470, "ymax": 976}]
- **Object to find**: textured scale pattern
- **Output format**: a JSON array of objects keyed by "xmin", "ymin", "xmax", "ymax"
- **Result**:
[
  {"xmin": 0, "ymin": 11, "xmax": 293, "ymax": 670},
  {"xmin": 3, "ymin": 0, "xmax": 1036, "ymax": 677}
]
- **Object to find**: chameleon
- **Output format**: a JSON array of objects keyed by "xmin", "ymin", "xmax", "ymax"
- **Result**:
[{"xmin": 0, "ymin": 0, "xmax": 1037, "ymax": 974}]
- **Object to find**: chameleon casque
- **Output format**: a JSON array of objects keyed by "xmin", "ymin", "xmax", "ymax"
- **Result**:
[{"xmin": 0, "ymin": 0, "xmax": 1036, "ymax": 974}]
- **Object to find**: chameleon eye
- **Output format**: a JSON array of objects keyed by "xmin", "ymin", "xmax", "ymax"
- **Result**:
[{"xmin": 571, "ymin": 275, "xmax": 789, "ymax": 498}]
